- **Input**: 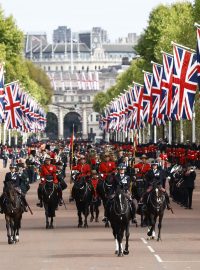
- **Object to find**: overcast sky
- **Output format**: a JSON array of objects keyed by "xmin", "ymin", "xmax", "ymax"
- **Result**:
[{"xmin": 0, "ymin": 0, "xmax": 192, "ymax": 42}]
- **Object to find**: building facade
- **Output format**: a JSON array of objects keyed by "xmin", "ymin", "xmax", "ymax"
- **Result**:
[{"xmin": 25, "ymin": 30, "xmax": 137, "ymax": 140}]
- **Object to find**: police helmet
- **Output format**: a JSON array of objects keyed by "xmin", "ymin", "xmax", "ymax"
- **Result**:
[{"xmin": 117, "ymin": 163, "xmax": 126, "ymax": 170}]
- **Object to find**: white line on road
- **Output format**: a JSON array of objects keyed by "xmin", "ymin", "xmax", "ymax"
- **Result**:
[
  {"xmin": 163, "ymin": 261, "xmax": 200, "ymax": 263},
  {"xmin": 154, "ymin": 254, "xmax": 163, "ymax": 263},
  {"xmin": 147, "ymin": 245, "xmax": 155, "ymax": 253},
  {"xmin": 141, "ymin": 237, "xmax": 148, "ymax": 244}
]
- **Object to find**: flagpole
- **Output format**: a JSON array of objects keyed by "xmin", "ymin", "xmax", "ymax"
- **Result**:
[
  {"xmin": 171, "ymin": 41, "xmax": 196, "ymax": 53},
  {"xmin": 70, "ymin": 123, "xmax": 74, "ymax": 170}
]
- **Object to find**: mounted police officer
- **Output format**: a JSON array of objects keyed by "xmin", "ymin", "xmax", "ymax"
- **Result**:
[
  {"xmin": 0, "ymin": 164, "xmax": 28, "ymax": 213},
  {"xmin": 142, "ymin": 160, "xmax": 171, "ymax": 211},
  {"xmin": 115, "ymin": 163, "xmax": 137, "ymax": 224}
]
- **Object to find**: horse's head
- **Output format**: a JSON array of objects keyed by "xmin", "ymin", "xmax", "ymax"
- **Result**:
[
  {"xmin": 4, "ymin": 181, "xmax": 16, "ymax": 203},
  {"xmin": 104, "ymin": 175, "xmax": 115, "ymax": 196},
  {"xmin": 113, "ymin": 188, "xmax": 128, "ymax": 215},
  {"xmin": 150, "ymin": 187, "xmax": 165, "ymax": 212},
  {"xmin": 74, "ymin": 178, "xmax": 88, "ymax": 202}
]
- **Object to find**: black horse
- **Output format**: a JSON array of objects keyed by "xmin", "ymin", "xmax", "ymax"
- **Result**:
[
  {"xmin": 72, "ymin": 178, "xmax": 92, "ymax": 228},
  {"xmin": 132, "ymin": 178, "xmax": 146, "ymax": 227},
  {"xmin": 96, "ymin": 174, "xmax": 116, "ymax": 227},
  {"xmin": 145, "ymin": 183, "xmax": 166, "ymax": 241},
  {"xmin": 42, "ymin": 181, "xmax": 59, "ymax": 229},
  {"xmin": 3, "ymin": 182, "xmax": 24, "ymax": 244},
  {"xmin": 109, "ymin": 188, "xmax": 132, "ymax": 257}
]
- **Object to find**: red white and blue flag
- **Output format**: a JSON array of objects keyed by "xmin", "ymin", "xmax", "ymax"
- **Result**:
[
  {"xmin": 172, "ymin": 44, "xmax": 198, "ymax": 120},
  {"xmin": 4, "ymin": 81, "xmax": 23, "ymax": 129},
  {"xmin": 132, "ymin": 83, "xmax": 144, "ymax": 129},
  {"xmin": 0, "ymin": 64, "xmax": 4, "ymax": 123},
  {"xmin": 150, "ymin": 62, "xmax": 163, "ymax": 125},
  {"xmin": 160, "ymin": 52, "xmax": 174, "ymax": 118},
  {"xmin": 196, "ymin": 26, "xmax": 200, "ymax": 91},
  {"xmin": 143, "ymin": 71, "xmax": 152, "ymax": 124}
]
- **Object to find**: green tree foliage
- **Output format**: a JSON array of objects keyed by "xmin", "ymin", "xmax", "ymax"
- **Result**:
[
  {"xmin": 194, "ymin": 0, "xmax": 200, "ymax": 24},
  {"xmin": 0, "ymin": 7, "xmax": 53, "ymax": 108}
]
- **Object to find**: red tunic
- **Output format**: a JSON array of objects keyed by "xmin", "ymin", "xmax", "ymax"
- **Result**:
[
  {"xmin": 134, "ymin": 162, "xmax": 151, "ymax": 178},
  {"xmin": 91, "ymin": 178, "xmax": 99, "ymax": 197},
  {"xmin": 72, "ymin": 163, "xmax": 91, "ymax": 177},
  {"xmin": 40, "ymin": 164, "xmax": 58, "ymax": 184},
  {"xmin": 98, "ymin": 161, "xmax": 116, "ymax": 180}
]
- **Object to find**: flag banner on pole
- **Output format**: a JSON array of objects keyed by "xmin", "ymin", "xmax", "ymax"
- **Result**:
[
  {"xmin": 132, "ymin": 83, "xmax": 144, "ymax": 129},
  {"xmin": 0, "ymin": 64, "xmax": 4, "ymax": 123},
  {"xmin": 143, "ymin": 71, "xmax": 153, "ymax": 124},
  {"xmin": 4, "ymin": 81, "xmax": 23, "ymax": 129},
  {"xmin": 150, "ymin": 62, "xmax": 163, "ymax": 125},
  {"xmin": 196, "ymin": 26, "xmax": 200, "ymax": 91},
  {"xmin": 160, "ymin": 52, "xmax": 174, "ymax": 118},
  {"xmin": 172, "ymin": 44, "xmax": 198, "ymax": 120}
]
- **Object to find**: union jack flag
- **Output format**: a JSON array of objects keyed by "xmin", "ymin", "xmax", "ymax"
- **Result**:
[
  {"xmin": 196, "ymin": 26, "xmax": 200, "ymax": 91},
  {"xmin": 160, "ymin": 53, "xmax": 173, "ymax": 118},
  {"xmin": 143, "ymin": 72, "xmax": 152, "ymax": 124},
  {"xmin": 132, "ymin": 83, "xmax": 144, "ymax": 129},
  {"xmin": 172, "ymin": 44, "xmax": 198, "ymax": 120},
  {"xmin": 150, "ymin": 62, "xmax": 163, "ymax": 125},
  {"xmin": 4, "ymin": 81, "xmax": 23, "ymax": 129},
  {"xmin": 0, "ymin": 64, "xmax": 4, "ymax": 122}
]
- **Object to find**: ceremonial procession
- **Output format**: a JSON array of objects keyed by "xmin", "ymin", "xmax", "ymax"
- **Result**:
[{"xmin": 1, "ymin": 0, "xmax": 200, "ymax": 269}]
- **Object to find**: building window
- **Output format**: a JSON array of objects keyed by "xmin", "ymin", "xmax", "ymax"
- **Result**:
[
  {"xmin": 74, "ymin": 66, "xmax": 76, "ymax": 71},
  {"xmin": 79, "ymin": 96, "xmax": 82, "ymax": 102},
  {"xmin": 96, "ymin": 115, "xmax": 99, "ymax": 122},
  {"xmin": 48, "ymin": 66, "xmax": 51, "ymax": 71},
  {"xmin": 61, "ymin": 66, "xmax": 63, "ymax": 71},
  {"xmin": 90, "ymin": 114, "xmax": 93, "ymax": 122},
  {"xmin": 87, "ymin": 96, "xmax": 90, "ymax": 102},
  {"xmin": 43, "ymin": 66, "xmax": 46, "ymax": 71},
  {"xmin": 98, "ymin": 66, "xmax": 101, "ymax": 70},
  {"xmin": 90, "ymin": 128, "xmax": 93, "ymax": 134},
  {"xmin": 82, "ymin": 66, "xmax": 84, "ymax": 70},
  {"xmin": 69, "ymin": 66, "xmax": 71, "ymax": 71},
  {"xmin": 71, "ymin": 96, "xmax": 74, "ymax": 102},
  {"xmin": 56, "ymin": 66, "xmax": 58, "ymax": 71}
]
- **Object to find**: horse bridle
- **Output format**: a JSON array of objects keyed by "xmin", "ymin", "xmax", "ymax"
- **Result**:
[
  {"xmin": 113, "ymin": 193, "xmax": 128, "ymax": 216},
  {"xmin": 44, "ymin": 183, "xmax": 55, "ymax": 199},
  {"xmin": 149, "ymin": 188, "xmax": 165, "ymax": 211}
]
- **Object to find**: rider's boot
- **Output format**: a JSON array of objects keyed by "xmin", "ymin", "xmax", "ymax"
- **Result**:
[{"xmin": 36, "ymin": 199, "xmax": 43, "ymax": 208}]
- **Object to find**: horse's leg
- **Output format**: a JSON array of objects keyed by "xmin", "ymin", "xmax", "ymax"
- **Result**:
[
  {"xmin": 84, "ymin": 206, "xmax": 89, "ymax": 228},
  {"xmin": 50, "ymin": 217, "xmax": 54, "ymax": 229},
  {"xmin": 45, "ymin": 206, "xmax": 49, "ymax": 229},
  {"xmin": 152, "ymin": 216, "xmax": 157, "ymax": 240},
  {"xmin": 5, "ymin": 216, "xmax": 12, "ymax": 244},
  {"xmin": 112, "ymin": 227, "xmax": 118, "ymax": 255},
  {"xmin": 157, "ymin": 214, "xmax": 163, "ymax": 241},
  {"xmin": 10, "ymin": 218, "xmax": 15, "ymax": 244},
  {"xmin": 78, "ymin": 208, "xmax": 82, "ymax": 228},
  {"xmin": 90, "ymin": 203, "xmax": 94, "ymax": 222},
  {"xmin": 95, "ymin": 203, "xmax": 99, "ymax": 222},
  {"xmin": 123, "ymin": 225, "xmax": 130, "ymax": 255},
  {"xmin": 117, "ymin": 230, "xmax": 124, "ymax": 257}
]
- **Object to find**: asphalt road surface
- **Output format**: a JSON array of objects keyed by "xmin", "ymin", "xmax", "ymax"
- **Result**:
[{"xmin": 0, "ymin": 163, "xmax": 200, "ymax": 270}]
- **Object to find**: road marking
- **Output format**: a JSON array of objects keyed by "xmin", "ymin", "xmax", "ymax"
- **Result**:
[
  {"xmin": 141, "ymin": 237, "xmax": 148, "ymax": 244},
  {"xmin": 163, "ymin": 261, "xmax": 200, "ymax": 263},
  {"xmin": 154, "ymin": 254, "xmax": 163, "ymax": 263},
  {"xmin": 147, "ymin": 245, "xmax": 155, "ymax": 253}
]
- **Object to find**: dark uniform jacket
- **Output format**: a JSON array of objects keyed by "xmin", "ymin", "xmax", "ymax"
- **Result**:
[
  {"xmin": 115, "ymin": 173, "xmax": 131, "ymax": 192},
  {"xmin": 145, "ymin": 169, "xmax": 164, "ymax": 187},
  {"xmin": 4, "ymin": 172, "xmax": 20, "ymax": 188},
  {"xmin": 183, "ymin": 170, "xmax": 196, "ymax": 188}
]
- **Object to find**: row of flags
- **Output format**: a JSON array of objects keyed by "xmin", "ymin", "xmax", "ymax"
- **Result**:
[
  {"xmin": 0, "ymin": 65, "xmax": 46, "ymax": 133},
  {"xmin": 49, "ymin": 71, "xmax": 100, "ymax": 91},
  {"xmin": 99, "ymin": 24, "xmax": 200, "ymax": 132}
]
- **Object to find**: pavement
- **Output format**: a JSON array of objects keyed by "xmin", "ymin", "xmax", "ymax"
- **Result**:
[{"xmin": 0, "ymin": 162, "xmax": 200, "ymax": 270}]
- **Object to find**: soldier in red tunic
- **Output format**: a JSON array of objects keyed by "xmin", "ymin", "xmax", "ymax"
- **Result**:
[
  {"xmin": 37, "ymin": 156, "xmax": 60, "ymax": 207},
  {"xmin": 72, "ymin": 156, "xmax": 91, "ymax": 180},
  {"xmin": 98, "ymin": 152, "xmax": 116, "ymax": 180},
  {"xmin": 134, "ymin": 155, "xmax": 151, "ymax": 179}
]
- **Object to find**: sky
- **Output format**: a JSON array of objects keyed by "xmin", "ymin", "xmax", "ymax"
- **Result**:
[{"xmin": 0, "ymin": 0, "xmax": 192, "ymax": 42}]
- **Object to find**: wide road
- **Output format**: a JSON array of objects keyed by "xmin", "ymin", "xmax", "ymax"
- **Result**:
[{"xmin": 0, "ymin": 163, "xmax": 200, "ymax": 270}]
